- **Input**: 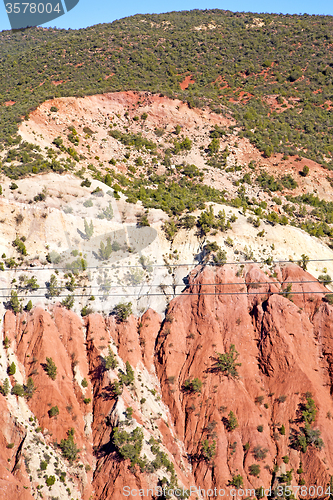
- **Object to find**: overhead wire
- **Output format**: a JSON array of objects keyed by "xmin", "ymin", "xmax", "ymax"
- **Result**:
[{"xmin": 1, "ymin": 257, "xmax": 333, "ymax": 272}]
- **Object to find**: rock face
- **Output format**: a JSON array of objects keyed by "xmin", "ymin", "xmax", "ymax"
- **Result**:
[{"xmin": 1, "ymin": 263, "xmax": 333, "ymax": 499}]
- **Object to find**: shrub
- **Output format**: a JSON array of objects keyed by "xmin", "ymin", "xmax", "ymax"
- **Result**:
[
  {"xmin": 34, "ymin": 192, "xmax": 46, "ymax": 202},
  {"xmin": 48, "ymin": 406, "xmax": 59, "ymax": 418},
  {"xmin": 213, "ymin": 345, "xmax": 241, "ymax": 379},
  {"xmin": 118, "ymin": 361, "xmax": 135, "ymax": 386},
  {"xmin": 125, "ymin": 407, "xmax": 133, "ymax": 419},
  {"xmin": 46, "ymin": 251, "xmax": 61, "ymax": 264},
  {"xmin": 249, "ymin": 464, "xmax": 261, "ymax": 477},
  {"xmin": 300, "ymin": 165, "xmax": 309, "ymax": 177},
  {"xmin": 183, "ymin": 377, "xmax": 203, "ymax": 393},
  {"xmin": 25, "ymin": 300, "xmax": 33, "ymax": 312},
  {"xmin": 45, "ymin": 475, "xmax": 56, "ymax": 487},
  {"xmin": 257, "ymin": 425, "xmax": 264, "ymax": 432},
  {"xmin": 8, "ymin": 362, "xmax": 16, "ymax": 376},
  {"xmin": 110, "ymin": 380, "xmax": 123, "ymax": 396},
  {"xmin": 0, "ymin": 378, "xmax": 10, "ymax": 396},
  {"xmin": 318, "ymin": 274, "xmax": 332, "ymax": 285},
  {"xmin": 208, "ymin": 138, "xmax": 220, "ymax": 154},
  {"xmin": 61, "ymin": 294, "xmax": 74, "ymax": 310},
  {"xmin": 59, "ymin": 428, "xmax": 80, "ymax": 462},
  {"xmin": 292, "ymin": 423, "xmax": 324, "ymax": 452},
  {"xmin": 302, "ymin": 394, "xmax": 317, "ymax": 423},
  {"xmin": 46, "ymin": 274, "xmax": 61, "ymax": 297},
  {"xmin": 299, "ymin": 254, "xmax": 309, "ymax": 271},
  {"xmin": 113, "ymin": 302, "xmax": 132, "ymax": 321},
  {"xmin": 201, "ymin": 439, "xmax": 216, "ymax": 462},
  {"xmin": 6, "ymin": 442, "xmax": 14, "ymax": 449},
  {"xmin": 40, "ymin": 460, "xmax": 48, "ymax": 470},
  {"xmin": 83, "ymin": 398, "xmax": 91, "ymax": 404},
  {"xmin": 324, "ymin": 294, "xmax": 333, "ymax": 305},
  {"xmin": 81, "ymin": 305, "xmax": 93, "ymax": 317},
  {"xmin": 104, "ymin": 348, "xmax": 118, "ymax": 370},
  {"xmin": 81, "ymin": 378, "xmax": 88, "ymax": 388},
  {"xmin": 253, "ymin": 446, "xmax": 268, "ymax": 461},
  {"xmin": 282, "ymin": 455, "xmax": 289, "ymax": 464},
  {"xmin": 44, "ymin": 357, "xmax": 57, "ymax": 380},
  {"xmin": 24, "ymin": 377, "xmax": 36, "ymax": 399},
  {"xmin": 280, "ymin": 424, "xmax": 286, "ymax": 435},
  {"xmin": 11, "ymin": 384, "xmax": 25, "ymax": 397},
  {"xmin": 10, "ymin": 290, "xmax": 21, "ymax": 313},
  {"xmin": 112, "ymin": 426, "xmax": 144, "ymax": 466},
  {"xmin": 227, "ymin": 411, "xmax": 238, "ymax": 431},
  {"xmin": 163, "ymin": 220, "xmax": 178, "ymax": 240},
  {"xmin": 280, "ymin": 174, "xmax": 298, "ymax": 190},
  {"xmin": 229, "ymin": 475, "xmax": 243, "ymax": 488},
  {"xmin": 50, "ymin": 106, "xmax": 58, "ymax": 113}
]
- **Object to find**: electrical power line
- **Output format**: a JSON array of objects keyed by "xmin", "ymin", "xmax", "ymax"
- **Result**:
[
  {"xmin": 3, "ymin": 291, "xmax": 332, "ymax": 299},
  {"xmin": 1, "ymin": 257, "xmax": 333, "ymax": 272},
  {"xmin": 1, "ymin": 279, "xmax": 332, "ymax": 291}
]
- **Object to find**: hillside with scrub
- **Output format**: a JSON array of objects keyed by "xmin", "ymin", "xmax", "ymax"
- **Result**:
[
  {"xmin": 1, "ymin": 10, "xmax": 333, "ymax": 165},
  {"xmin": 1, "ymin": 9, "xmax": 333, "ymax": 500}
]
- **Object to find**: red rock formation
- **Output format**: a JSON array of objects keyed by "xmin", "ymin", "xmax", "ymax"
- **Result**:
[{"xmin": 2, "ymin": 263, "xmax": 333, "ymax": 498}]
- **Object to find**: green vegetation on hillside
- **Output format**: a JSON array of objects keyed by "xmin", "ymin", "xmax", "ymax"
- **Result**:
[{"xmin": 1, "ymin": 10, "xmax": 333, "ymax": 167}]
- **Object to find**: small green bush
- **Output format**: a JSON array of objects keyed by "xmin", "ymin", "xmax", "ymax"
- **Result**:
[
  {"xmin": 8, "ymin": 362, "xmax": 16, "ymax": 376},
  {"xmin": 249, "ymin": 464, "xmax": 261, "ymax": 477},
  {"xmin": 201, "ymin": 439, "xmax": 216, "ymax": 462},
  {"xmin": 113, "ymin": 302, "xmax": 132, "ymax": 322},
  {"xmin": 125, "ymin": 407, "xmax": 133, "ymax": 419},
  {"xmin": 59, "ymin": 428, "xmax": 80, "ymax": 462},
  {"xmin": 300, "ymin": 165, "xmax": 309, "ymax": 177},
  {"xmin": 81, "ymin": 378, "xmax": 88, "ymax": 388},
  {"xmin": 44, "ymin": 357, "xmax": 57, "ymax": 381},
  {"xmin": 0, "ymin": 378, "xmax": 10, "ymax": 396},
  {"xmin": 25, "ymin": 300, "xmax": 33, "ymax": 312},
  {"xmin": 48, "ymin": 406, "xmax": 59, "ymax": 418},
  {"xmin": 11, "ymin": 384, "xmax": 25, "ymax": 397},
  {"xmin": 104, "ymin": 347, "xmax": 118, "ymax": 370},
  {"xmin": 10, "ymin": 290, "xmax": 21, "ymax": 313},
  {"xmin": 229, "ymin": 474, "xmax": 243, "ymax": 488},
  {"xmin": 112, "ymin": 426, "xmax": 144, "ymax": 466},
  {"xmin": 24, "ymin": 377, "xmax": 36, "ymax": 399},
  {"xmin": 253, "ymin": 446, "xmax": 268, "ymax": 461},
  {"xmin": 45, "ymin": 475, "xmax": 56, "ymax": 487},
  {"xmin": 227, "ymin": 411, "xmax": 238, "ymax": 431},
  {"xmin": 183, "ymin": 377, "xmax": 203, "ymax": 393},
  {"xmin": 257, "ymin": 425, "xmax": 264, "ymax": 432},
  {"xmin": 61, "ymin": 294, "xmax": 74, "ymax": 310},
  {"xmin": 118, "ymin": 361, "xmax": 135, "ymax": 386},
  {"xmin": 213, "ymin": 345, "xmax": 241, "ymax": 379}
]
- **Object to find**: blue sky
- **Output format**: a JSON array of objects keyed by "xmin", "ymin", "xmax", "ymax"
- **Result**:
[{"xmin": 0, "ymin": 0, "xmax": 332, "ymax": 32}]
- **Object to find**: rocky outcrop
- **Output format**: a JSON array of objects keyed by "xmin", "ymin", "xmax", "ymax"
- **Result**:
[{"xmin": 1, "ymin": 263, "xmax": 333, "ymax": 498}]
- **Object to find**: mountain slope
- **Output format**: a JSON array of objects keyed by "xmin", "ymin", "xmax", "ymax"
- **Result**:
[
  {"xmin": 1, "ymin": 263, "xmax": 333, "ymax": 499},
  {"xmin": 1, "ymin": 10, "xmax": 333, "ymax": 166}
]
